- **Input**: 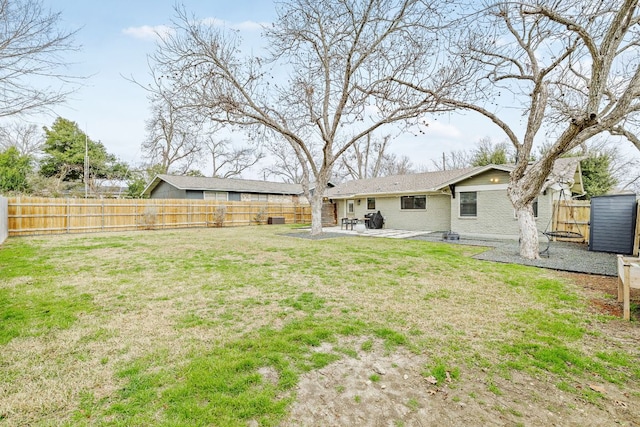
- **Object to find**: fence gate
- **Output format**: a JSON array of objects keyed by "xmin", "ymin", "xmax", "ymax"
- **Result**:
[{"xmin": 552, "ymin": 200, "xmax": 590, "ymax": 243}]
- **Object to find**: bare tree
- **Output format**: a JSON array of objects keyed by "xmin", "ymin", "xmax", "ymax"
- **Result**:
[
  {"xmin": 471, "ymin": 136, "xmax": 515, "ymax": 166},
  {"xmin": 203, "ymin": 134, "xmax": 264, "ymax": 178},
  {"xmin": 430, "ymin": 137, "xmax": 514, "ymax": 170},
  {"xmin": 430, "ymin": 150, "xmax": 472, "ymax": 171},
  {"xmin": 398, "ymin": 1, "xmax": 640, "ymax": 258},
  {"xmin": 379, "ymin": 153, "xmax": 414, "ymax": 177},
  {"xmin": 262, "ymin": 140, "xmax": 305, "ymax": 184},
  {"xmin": 148, "ymin": 0, "xmax": 459, "ymax": 234},
  {"xmin": 0, "ymin": 122, "xmax": 43, "ymax": 156},
  {"xmin": 142, "ymin": 94, "xmax": 202, "ymax": 175},
  {"xmin": 338, "ymin": 134, "xmax": 414, "ymax": 180},
  {"xmin": 0, "ymin": 0, "xmax": 80, "ymax": 117}
]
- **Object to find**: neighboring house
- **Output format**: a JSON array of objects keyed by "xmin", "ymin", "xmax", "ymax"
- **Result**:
[
  {"xmin": 326, "ymin": 158, "xmax": 584, "ymax": 239},
  {"xmin": 142, "ymin": 174, "xmax": 307, "ymax": 203}
]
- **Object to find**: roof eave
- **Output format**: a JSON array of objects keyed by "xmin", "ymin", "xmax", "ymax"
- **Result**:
[
  {"xmin": 437, "ymin": 164, "xmax": 513, "ymax": 189},
  {"xmin": 328, "ymin": 188, "xmax": 447, "ymax": 200},
  {"xmin": 141, "ymin": 175, "xmax": 163, "ymax": 197}
]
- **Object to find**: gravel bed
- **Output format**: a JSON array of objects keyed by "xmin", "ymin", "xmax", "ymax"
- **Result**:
[
  {"xmin": 284, "ymin": 229, "xmax": 618, "ymax": 276},
  {"xmin": 411, "ymin": 233, "xmax": 618, "ymax": 276}
]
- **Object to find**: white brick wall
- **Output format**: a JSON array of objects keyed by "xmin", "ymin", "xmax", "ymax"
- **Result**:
[
  {"xmin": 450, "ymin": 189, "xmax": 554, "ymax": 238},
  {"xmin": 336, "ymin": 194, "xmax": 451, "ymax": 231},
  {"xmin": 334, "ymin": 189, "xmax": 555, "ymax": 238}
]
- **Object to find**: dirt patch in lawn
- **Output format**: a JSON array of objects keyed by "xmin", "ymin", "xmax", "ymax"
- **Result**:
[
  {"xmin": 557, "ymin": 271, "xmax": 640, "ymax": 321},
  {"xmin": 281, "ymin": 272, "xmax": 640, "ymax": 426},
  {"xmin": 281, "ymin": 337, "xmax": 639, "ymax": 427}
]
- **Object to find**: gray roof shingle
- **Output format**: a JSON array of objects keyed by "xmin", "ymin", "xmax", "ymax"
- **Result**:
[
  {"xmin": 146, "ymin": 174, "xmax": 303, "ymax": 195},
  {"xmin": 327, "ymin": 157, "xmax": 582, "ymax": 199},
  {"xmin": 326, "ymin": 166, "xmax": 484, "ymax": 198}
]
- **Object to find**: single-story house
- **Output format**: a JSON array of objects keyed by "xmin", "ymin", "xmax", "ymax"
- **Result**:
[
  {"xmin": 326, "ymin": 158, "xmax": 584, "ymax": 239},
  {"xmin": 142, "ymin": 174, "xmax": 309, "ymax": 203}
]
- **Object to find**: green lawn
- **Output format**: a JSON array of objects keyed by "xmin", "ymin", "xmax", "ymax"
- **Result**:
[{"xmin": 0, "ymin": 226, "xmax": 638, "ymax": 426}]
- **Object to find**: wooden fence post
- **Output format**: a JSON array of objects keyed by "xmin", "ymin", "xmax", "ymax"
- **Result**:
[
  {"xmin": 66, "ymin": 198, "xmax": 71, "ymax": 234},
  {"xmin": 633, "ymin": 202, "xmax": 640, "ymax": 257}
]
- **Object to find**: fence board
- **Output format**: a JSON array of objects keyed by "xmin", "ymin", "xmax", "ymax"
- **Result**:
[
  {"xmin": 0, "ymin": 197, "xmax": 7, "ymax": 244},
  {"xmin": 552, "ymin": 200, "xmax": 591, "ymax": 243},
  {"xmin": 7, "ymin": 197, "xmax": 312, "ymax": 237}
]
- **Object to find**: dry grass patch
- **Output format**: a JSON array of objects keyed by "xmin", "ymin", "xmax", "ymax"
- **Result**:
[{"xmin": 1, "ymin": 226, "xmax": 639, "ymax": 426}]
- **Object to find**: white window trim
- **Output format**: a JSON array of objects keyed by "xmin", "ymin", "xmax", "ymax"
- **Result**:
[
  {"xmin": 346, "ymin": 199, "xmax": 355, "ymax": 216},
  {"xmin": 458, "ymin": 191, "xmax": 477, "ymax": 219},
  {"xmin": 366, "ymin": 197, "xmax": 376, "ymax": 210},
  {"xmin": 204, "ymin": 191, "xmax": 228, "ymax": 201},
  {"xmin": 400, "ymin": 195, "xmax": 427, "ymax": 210}
]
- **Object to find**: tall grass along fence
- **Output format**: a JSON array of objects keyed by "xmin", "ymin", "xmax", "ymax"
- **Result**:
[{"xmin": 7, "ymin": 197, "xmax": 312, "ymax": 237}]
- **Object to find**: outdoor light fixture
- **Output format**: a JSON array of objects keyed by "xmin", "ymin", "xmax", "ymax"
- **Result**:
[
  {"xmin": 357, "ymin": 199, "xmax": 361, "ymax": 205},
  {"xmin": 490, "ymin": 177, "xmax": 500, "ymax": 183}
]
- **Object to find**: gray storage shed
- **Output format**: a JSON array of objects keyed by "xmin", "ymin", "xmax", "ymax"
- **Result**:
[{"xmin": 588, "ymin": 194, "xmax": 637, "ymax": 254}]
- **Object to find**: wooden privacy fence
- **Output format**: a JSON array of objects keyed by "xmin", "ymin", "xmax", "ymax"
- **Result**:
[
  {"xmin": 6, "ymin": 197, "xmax": 312, "ymax": 237},
  {"xmin": 551, "ymin": 200, "xmax": 591, "ymax": 243}
]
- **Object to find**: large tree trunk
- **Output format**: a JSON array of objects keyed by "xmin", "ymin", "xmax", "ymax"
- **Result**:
[
  {"xmin": 516, "ymin": 206, "xmax": 539, "ymax": 260},
  {"xmin": 310, "ymin": 190, "xmax": 324, "ymax": 235},
  {"xmin": 508, "ymin": 175, "xmax": 542, "ymax": 260},
  {"xmin": 308, "ymin": 170, "xmax": 331, "ymax": 236}
]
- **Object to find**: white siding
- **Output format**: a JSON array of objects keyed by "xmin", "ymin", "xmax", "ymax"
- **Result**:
[{"xmin": 450, "ymin": 189, "xmax": 554, "ymax": 239}]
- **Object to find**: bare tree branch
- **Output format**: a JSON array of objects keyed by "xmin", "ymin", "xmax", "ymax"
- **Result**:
[
  {"xmin": 0, "ymin": 121, "xmax": 43, "ymax": 156},
  {"xmin": 0, "ymin": 0, "xmax": 81, "ymax": 117},
  {"xmin": 147, "ymin": 0, "xmax": 456, "ymax": 233},
  {"xmin": 397, "ymin": 0, "xmax": 640, "ymax": 258}
]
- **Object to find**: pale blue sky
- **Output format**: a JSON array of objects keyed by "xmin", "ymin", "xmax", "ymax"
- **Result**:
[
  {"xmin": 27, "ymin": 1, "xmax": 637, "ymax": 178},
  {"xmin": 31, "ymin": 1, "xmax": 275, "ymax": 173}
]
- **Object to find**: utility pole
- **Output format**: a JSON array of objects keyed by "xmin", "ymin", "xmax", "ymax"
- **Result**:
[{"xmin": 84, "ymin": 128, "xmax": 88, "ymax": 198}]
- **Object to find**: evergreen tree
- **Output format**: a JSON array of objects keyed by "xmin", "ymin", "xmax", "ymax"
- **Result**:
[{"xmin": 580, "ymin": 154, "xmax": 617, "ymax": 199}]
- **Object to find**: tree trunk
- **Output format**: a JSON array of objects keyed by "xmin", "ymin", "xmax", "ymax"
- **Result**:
[
  {"xmin": 508, "ymin": 176, "xmax": 542, "ymax": 260},
  {"xmin": 516, "ymin": 206, "xmax": 539, "ymax": 260},
  {"xmin": 310, "ymin": 190, "xmax": 324, "ymax": 235}
]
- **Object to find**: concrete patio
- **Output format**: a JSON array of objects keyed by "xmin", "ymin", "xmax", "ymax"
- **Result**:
[{"xmin": 321, "ymin": 226, "xmax": 429, "ymax": 239}]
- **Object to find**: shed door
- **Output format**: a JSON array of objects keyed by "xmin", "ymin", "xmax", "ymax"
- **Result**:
[{"xmin": 589, "ymin": 194, "xmax": 637, "ymax": 254}]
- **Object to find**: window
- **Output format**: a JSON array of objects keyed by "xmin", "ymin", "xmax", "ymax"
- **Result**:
[
  {"xmin": 228, "ymin": 192, "xmax": 241, "ymax": 202},
  {"xmin": 459, "ymin": 192, "xmax": 477, "ymax": 217},
  {"xmin": 251, "ymin": 194, "xmax": 268, "ymax": 202},
  {"xmin": 401, "ymin": 195, "xmax": 426, "ymax": 210},
  {"xmin": 347, "ymin": 200, "xmax": 354, "ymax": 214},
  {"xmin": 367, "ymin": 198, "xmax": 376, "ymax": 210},
  {"xmin": 204, "ymin": 191, "xmax": 228, "ymax": 201}
]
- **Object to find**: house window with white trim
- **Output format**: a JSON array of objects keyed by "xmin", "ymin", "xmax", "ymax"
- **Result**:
[
  {"xmin": 347, "ymin": 200, "xmax": 355, "ymax": 215},
  {"xmin": 367, "ymin": 198, "xmax": 376, "ymax": 210},
  {"xmin": 459, "ymin": 192, "xmax": 477, "ymax": 217},
  {"xmin": 251, "ymin": 194, "xmax": 268, "ymax": 202},
  {"xmin": 204, "ymin": 191, "xmax": 228, "ymax": 201},
  {"xmin": 401, "ymin": 195, "xmax": 426, "ymax": 210}
]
